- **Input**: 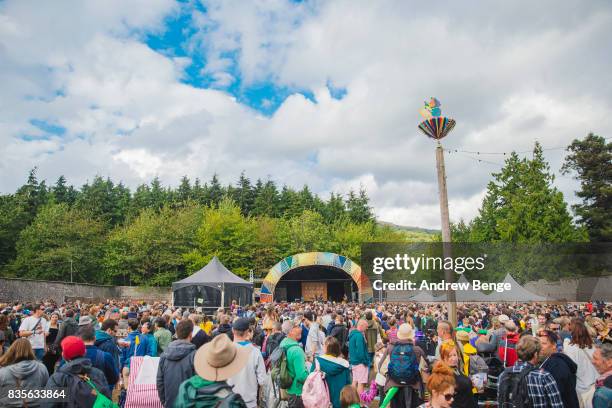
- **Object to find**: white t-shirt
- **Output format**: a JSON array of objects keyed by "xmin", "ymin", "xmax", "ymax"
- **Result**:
[{"xmin": 19, "ymin": 315, "xmax": 49, "ymax": 350}]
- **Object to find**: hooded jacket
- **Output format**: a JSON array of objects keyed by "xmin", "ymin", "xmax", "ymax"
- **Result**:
[
  {"xmin": 348, "ymin": 329, "xmax": 370, "ymax": 366},
  {"xmin": 365, "ymin": 319, "xmax": 384, "ymax": 353},
  {"xmin": 45, "ymin": 357, "xmax": 110, "ymax": 408},
  {"xmin": 0, "ymin": 360, "xmax": 49, "ymax": 407},
  {"xmin": 279, "ymin": 337, "xmax": 309, "ymax": 396},
  {"xmin": 540, "ymin": 352, "xmax": 580, "ymax": 408},
  {"xmin": 312, "ymin": 355, "xmax": 351, "ymax": 408},
  {"xmin": 157, "ymin": 339, "xmax": 196, "ymax": 408},
  {"xmin": 94, "ymin": 330, "xmax": 120, "ymax": 368}
]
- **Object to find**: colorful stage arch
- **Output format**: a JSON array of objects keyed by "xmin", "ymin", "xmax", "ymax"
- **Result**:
[{"xmin": 260, "ymin": 252, "xmax": 373, "ymax": 303}]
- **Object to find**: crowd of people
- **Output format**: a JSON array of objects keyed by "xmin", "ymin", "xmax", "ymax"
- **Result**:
[{"xmin": 0, "ymin": 298, "xmax": 610, "ymax": 408}]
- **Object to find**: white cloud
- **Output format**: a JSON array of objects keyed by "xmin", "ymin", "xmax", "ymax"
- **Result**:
[{"xmin": 1, "ymin": 0, "xmax": 611, "ymax": 229}]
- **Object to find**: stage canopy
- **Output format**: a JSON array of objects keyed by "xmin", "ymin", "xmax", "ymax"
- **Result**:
[{"xmin": 172, "ymin": 256, "xmax": 253, "ymax": 308}]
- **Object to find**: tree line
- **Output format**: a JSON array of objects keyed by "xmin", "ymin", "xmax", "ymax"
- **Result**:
[
  {"xmin": 451, "ymin": 134, "xmax": 610, "ymax": 244},
  {"xmin": 0, "ymin": 133, "xmax": 608, "ymax": 287},
  {"xmin": 0, "ymin": 171, "xmax": 422, "ymax": 286}
]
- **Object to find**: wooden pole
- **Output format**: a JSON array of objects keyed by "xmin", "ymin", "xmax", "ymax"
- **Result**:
[{"xmin": 435, "ymin": 141, "xmax": 457, "ymax": 327}]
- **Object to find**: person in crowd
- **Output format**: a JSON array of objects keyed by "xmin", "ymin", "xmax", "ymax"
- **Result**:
[
  {"xmin": 590, "ymin": 317, "xmax": 612, "ymax": 345},
  {"xmin": 555, "ymin": 316, "xmax": 572, "ymax": 343},
  {"xmin": 304, "ymin": 311, "xmax": 325, "ymax": 359},
  {"xmin": 349, "ymin": 319, "xmax": 370, "ymax": 395},
  {"xmin": 435, "ymin": 321, "xmax": 454, "ymax": 360},
  {"xmin": 439, "ymin": 340, "xmax": 476, "ymax": 408},
  {"xmin": 53, "ymin": 309, "xmax": 78, "ymax": 353},
  {"xmin": 455, "ymin": 330, "xmax": 487, "ymax": 400},
  {"xmin": 498, "ymin": 335, "xmax": 563, "ymax": 408},
  {"xmin": 157, "ymin": 319, "xmax": 196, "ymax": 408},
  {"xmin": 190, "ymin": 314, "xmax": 211, "ymax": 349},
  {"xmin": 563, "ymin": 318, "xmax": 599, "ymax": 407},
  {"xmin": 78, "ymin": 324, "xmax": 119, "ymax": 389},
  {"xmin": 498, "ymin": 320, "xmax": 520, "ymax": 367},
  {"xmin": 227, "ymin": 317, "xmax": 266, "ymax": 408},
  {"xmin": 0, "ymin": 338, "xmax": 49, "ymax": 407},
  {"xmin": 264, "ymin": 321, "xmax": 285, "ymax": 361},
  {"xmin": 538, "ymin": 329, "xmax": 580, "ymax": 408},
  {"xmin": 212, "ymin": 314, "xmax": 233, "ymax": 340},
  {"xmin": 0, "ymin": 314, "xmax": 15, "ymax": 348},
  {"xmin": 154, "ymin": 318, "xmax": 173, "ymax": 354},
  {"xmin": 365, "ymin": 310, "xmax": 386, "ymax": 366},
  {"xmin": 95, "ymin": 319, "xmax": 121, "ymax": 369},
  {"xmin": 380, "ymin": 323, "xmax": 425, "ymax": 408},
  {"xmin": 18, "ymin": 303, "xmax": 49, "ymax": 360},
  {"xmin": 340, "ymin": 384, "xmax": 363, "ymax": 408},
  {"xmin": 42, "ymin": 311, "xmax": 61, "ymax": 375},
  {"xmin": 141, "ymin": 321, "xmax": 158, "ymax": 357},
  {"xmin": 174, "ymin": 334, "xmax": 249, "ymax": 407},
  {"xmin": 592, "ymin": 342, "xmax": 612, "ymax": 408},
  {"xmin": 386, "ymin": 317, "xmax": 399, "ymax": 345},
  {"xmin": 418, "ymin": 361, "xmax": 457, "ymax": 408},
  {"xmin": 280, "ymin": 322, "xmax": 309, "ymax": 408},
  {"xmin": 45, "ymin": 336, "xmax": 111, "ymax": 408},
  {"xmin": 310, "ymin": 337, "xmax": 351, "ymax": 408},
  {"xmin": 122, "ymin": 317, "xmax": 149, "ymax": 374},
  {"xmin": 330, "ymin": 315, "xmax": 349, "ymax": 357},
  {"xmin": 117, "ymin": 310, "xmax": 130, "ymax": 333}
]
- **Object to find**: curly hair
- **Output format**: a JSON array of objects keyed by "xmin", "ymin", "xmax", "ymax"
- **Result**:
[{"xmin": 426, "ymin": 361, "xmax": 456, "ymax": 395}]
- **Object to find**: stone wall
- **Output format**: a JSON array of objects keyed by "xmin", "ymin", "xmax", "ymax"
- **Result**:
[{"xmin": 0, "ymin": 277, "xmax": 172, "ymax": 304}]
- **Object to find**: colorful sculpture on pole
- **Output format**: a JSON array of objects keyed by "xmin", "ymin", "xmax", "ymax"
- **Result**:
[{"xmin": 418, "ymin": 97, "xmax": 456, "ymax": 140}]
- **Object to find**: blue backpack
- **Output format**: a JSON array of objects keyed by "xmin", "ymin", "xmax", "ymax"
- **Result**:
[{"xmin": 387, "ymin": 343, "xmax": 419, "ymax": 385}]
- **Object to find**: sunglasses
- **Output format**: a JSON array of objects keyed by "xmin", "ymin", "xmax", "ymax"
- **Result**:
[{"xmin": 444, "ymin": 393, "xmax": 455, "ymax": 401}]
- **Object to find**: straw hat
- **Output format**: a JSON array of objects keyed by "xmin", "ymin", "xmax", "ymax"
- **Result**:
[
  {"xmin": 397, "ymin": 323, "xmax": 414, "ymax": 341},
  {"xmin": 194, "ymin": 334, "xmax": 251, "ymax": 381}
]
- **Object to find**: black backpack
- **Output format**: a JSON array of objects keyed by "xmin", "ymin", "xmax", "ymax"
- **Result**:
[{"xmin": 497, "ymin": 365, "xmax": 537, "ymax": 408}]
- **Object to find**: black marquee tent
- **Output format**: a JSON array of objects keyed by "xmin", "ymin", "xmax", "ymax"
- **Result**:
[{"xmin": 172, "ymin": 256, "xmax": 253, "ymax": 308}]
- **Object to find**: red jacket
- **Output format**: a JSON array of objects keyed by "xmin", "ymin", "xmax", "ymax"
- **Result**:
[{"xmin": 498, "ymin": 332, "xmax": 520, "ymax": 367}]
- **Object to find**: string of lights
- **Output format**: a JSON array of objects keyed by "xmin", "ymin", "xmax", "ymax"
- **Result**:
[{"xmin": 445, "ymin": 136, "xmax": 612, "ymax": 156}]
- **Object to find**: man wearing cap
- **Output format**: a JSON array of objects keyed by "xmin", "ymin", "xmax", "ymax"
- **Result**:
[
  {"xmin": 174, "ymin": 334, "xmax": 248, "ymax": 407},
  {"xmin": 45, "ymin": 336, "xmax": 111, "ymax": 407},
  {"xmin": 227, "ymin": 317, "xmax": 266, "ymax": 408},
  {"xmin": 18, "ymin": 303, "xmax": 49, "ymax": 360}
]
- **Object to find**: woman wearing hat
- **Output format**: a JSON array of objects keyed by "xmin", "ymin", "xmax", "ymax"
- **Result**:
[
  {"xmin": 174, "ymin": 334, "xmax": 249, "ymax": 408},
  {"xmin": 379, "ymin": 323, "xmax": 426, "ymax": 408}
]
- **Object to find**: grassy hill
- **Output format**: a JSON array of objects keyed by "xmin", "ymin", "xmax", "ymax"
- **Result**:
[{"xmin": 378, "ymin": 221, "xmax": 439, "ymax": 241}]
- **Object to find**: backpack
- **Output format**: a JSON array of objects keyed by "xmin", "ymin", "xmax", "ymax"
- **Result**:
[
  {"xmin": 270, "ymin": 345, "xmax": 294, "ymax": 390},
  {"xmin": 497, "ymin": 366, "xmax": 537, "ymax": 408},
  {"xmin": 387, "ymin": 343, "xmax": 419, "ymax": 385},
  {"xmin": 68, "ymin": 372, "xmax": 117, "ymax": 408},
  {"xmin": 302, "ymin": 359, "xmax": 331, "ymax": 408}
]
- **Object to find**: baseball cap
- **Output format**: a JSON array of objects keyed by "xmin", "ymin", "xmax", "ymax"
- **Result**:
[
  {"xmin": 78, "ymin": 316, "xmax": 93, "ymax": 326},
  {"xmin": 232, "ymin": 317, "xmax": 250, "ymax": 331}
]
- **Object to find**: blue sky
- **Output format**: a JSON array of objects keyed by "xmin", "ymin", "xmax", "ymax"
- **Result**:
[{"xmin": 1, "ymin": 0, "xmax": 611, "ymax": 228}]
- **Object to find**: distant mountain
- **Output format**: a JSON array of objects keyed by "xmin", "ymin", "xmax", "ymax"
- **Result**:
[{"xmin": 378, "ymin": 221, "xmax": 440, "ymax": 235}]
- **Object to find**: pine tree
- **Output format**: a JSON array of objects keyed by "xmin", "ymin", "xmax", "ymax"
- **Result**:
[
  {"xmin": 207, "ymin": 174, "xmax": 223, "ymax": 207},
  {"xmin": 177, "ymin": 176, "xmax": 192, "ymax": 203},
  {"xmin": 561, "ymin": 133, "xmax": 611, "ymax": 242},
  {"xmin": 234, "ymin": 171, "xmax": 255, "ymax": 215},
  {"xmin": 471, "ymin": 143, "xmax": 586, "ymax": 243}
]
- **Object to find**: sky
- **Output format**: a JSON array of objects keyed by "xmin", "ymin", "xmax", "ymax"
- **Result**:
[{"xmin": 1, "ymin": 0, "xmax": 611, "ymax": 229}]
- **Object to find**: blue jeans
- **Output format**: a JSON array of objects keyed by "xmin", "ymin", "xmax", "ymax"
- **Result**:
[{"xmin": 34, "ymin": 348, "xmax": 45, "ymax": 360}]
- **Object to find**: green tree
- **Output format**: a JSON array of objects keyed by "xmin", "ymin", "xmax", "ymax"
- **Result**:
[
  {"xmin": 10, "ymin": 203, "xmax": 105, "ymax": 282},
  {"xmin": 561, "ymin": 133, "xmax": 611, "ymax": 242},
  {"xmin": 104, "ymin": 204, "xmax": 202, "ymax": 286},
  {"xmin": 346, "ymin": 188, "xmax": 374, "ymax": 223},
  {"xmin": 183, "ymin": 198, "xmax": 257, "ymax": 277},
  {"xmin": 207, "ymin": 174, "xmax": 224, "ymax": 207},
  {"xmin": 176, "ymin": 176, "xmax": 193, "ymax": 204},
  {"xmin": 0, "ymin": 195, "xmax": 28, "ymax": 268},
  {"xmin": 471, "ymin": 143, "xmax": 586, "ymax": 243},
  {"xmin": 253, "ymin": 179, "xmax": 280, "ymax": 217},
  {"xmin": 234, "ymin": 172, "xmax": 255, "ymax": 215}
]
